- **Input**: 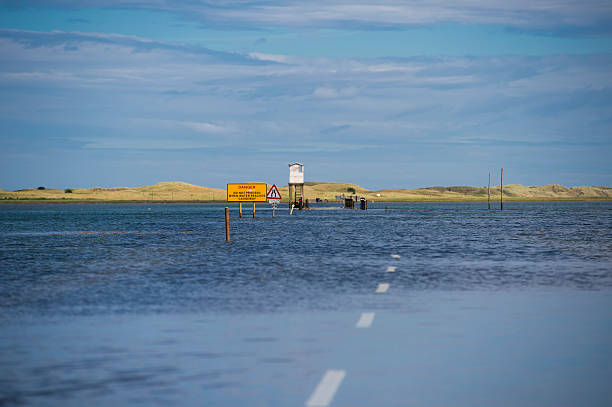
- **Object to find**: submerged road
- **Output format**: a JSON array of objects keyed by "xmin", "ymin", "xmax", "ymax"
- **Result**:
[
  {"xmin": 3, "ymin": 286, "xmax": 611, "ymax": 406},
  {"xmin": 1, "ymin": 202, "xmax": 612, "ymax": 406}
]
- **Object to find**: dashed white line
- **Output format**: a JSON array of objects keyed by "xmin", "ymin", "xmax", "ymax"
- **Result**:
[
  {"xmin": 391, "ymin": 254, "xmax": 401, "ymax": 259},
  {"xmin": 386, "ymin": 266, "xmax": 396, "ymax": 272},
  {"xmin": 306, "ymin": 369, "xmax": 346, "ymax": 407},
  {"xmin": 356, "ymin": 312, "xmax": 375, "ymax": 328},
  {"xmin": 376, "ymin": 283, "xmax": 390, "ymax": 293}
]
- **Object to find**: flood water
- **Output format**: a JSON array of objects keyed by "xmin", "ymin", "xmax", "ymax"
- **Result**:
[{"xmin": 1, "ymin": 201, "xmax": 611, "ymax": 406}]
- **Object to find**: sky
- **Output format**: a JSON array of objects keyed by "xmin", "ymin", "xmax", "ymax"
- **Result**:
[{"xmin": 0, "ymin": 1, "xmax": 611, "ymax": 190}]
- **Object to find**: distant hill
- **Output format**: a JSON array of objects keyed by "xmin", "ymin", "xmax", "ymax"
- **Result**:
[
  {"xmin": 1, "ymin": 181, "xmax": 610, "ymax": 202},
  {"xmin": 279, "ymin": 182, "xmax": 611, "ymax": 202},
  {"xmin": 0, "ymin": 182, "xmax": 225, "ymax": 201},
  {"xmin": 369, "ymin": 184, "xmax": 612, "ymax": 201}
]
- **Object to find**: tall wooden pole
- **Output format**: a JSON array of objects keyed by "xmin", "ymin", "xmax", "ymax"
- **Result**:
[
  {"xmin": 252, "ymin": 201, "xmax": 256, "ymax": 218},
  {"xmin": 500, "ymin": 167, "xmax": 504, "ymax": 211},
  {"xmin": 488, "ymin": 172, "xmax": 491, "ymax": 210},
  {"xmin": 225, "ymin": 207, "xmax": 230, "ymax": 242},
  {"xmin": 239, "ymin": 202, "xmax": 242, "ymax": 218}
]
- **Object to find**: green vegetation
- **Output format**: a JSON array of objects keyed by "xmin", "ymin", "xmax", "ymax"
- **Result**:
[{"xmin": 0, "ymin": 181, "xmax": 610, "ymax": 203}]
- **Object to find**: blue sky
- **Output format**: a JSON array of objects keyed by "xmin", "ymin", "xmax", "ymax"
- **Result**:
[{"xmin": 1, "ymin": 1, "xmax": 611, "ymax": 189}]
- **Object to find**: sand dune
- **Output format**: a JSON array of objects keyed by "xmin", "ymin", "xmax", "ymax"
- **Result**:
[
  {"xmin": 1, "ymin": 181, "xmax": 610, "ymax": 202},
  {"xmin": 0, "ymin": 182, "xmax": 225, "ymax": 201}
]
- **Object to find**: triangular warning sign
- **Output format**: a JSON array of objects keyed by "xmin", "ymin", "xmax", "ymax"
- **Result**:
[{"xmin": 266, "ymin": 184, "xmax": 282, "ymax": 199}]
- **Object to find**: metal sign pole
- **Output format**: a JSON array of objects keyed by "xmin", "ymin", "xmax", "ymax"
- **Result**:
[{"xmin": 225, "ymin": 207, "xmax": 230, "ymax": 242}]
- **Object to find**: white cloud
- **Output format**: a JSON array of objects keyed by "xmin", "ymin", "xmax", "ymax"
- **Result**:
[
  {"xmin": 128, "ymin": 119, "xmax": 236, "ymax": 135},
  {"xmin": 79, "ymin": 138, "xmax": 211, "ymax": 150},
  {"xmin": 1, "ymin": 29, "xmax": 611, "ymax": 163},
  {"xmin": 313, "ymin": 86, "xmax": 358, "ymax": 99},
  {"xmin": 5, "ymin": 1, "xmax": 612, "ymax": 31},
  {"xmin": 248, "ymin": 53, "xmax": 291, "ymax": 64},
  {"xmin": 179, "ymin": 121, "xmax": 233, "ymax": 134}
]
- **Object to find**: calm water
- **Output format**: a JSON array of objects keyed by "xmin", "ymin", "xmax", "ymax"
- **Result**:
[{"xmin": 1, "ymin": 202, "xmax": 611, "ymax": 406}]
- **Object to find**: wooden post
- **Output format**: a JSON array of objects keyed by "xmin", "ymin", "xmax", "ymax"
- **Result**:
[
  {"xmin": 252, "ymin": 201, "xmax": 255, "ymax": 218},
  {"xmin": 488, "ymin": 172, "xmax": 491, "ymax": 210},
  {"xmin": 500, "ymin": 167, "xmax": 504, "ymax": 211},
  {"xmin": 239, "ymin": 202, "xmax": 242, "ymax": 218},
  {"xmin": 225, "ymin": 207, "xmax": 230, "ymax": 242}
]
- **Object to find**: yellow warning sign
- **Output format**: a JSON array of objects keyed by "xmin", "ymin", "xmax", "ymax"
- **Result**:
[{"xmin": 227, "ymin": 183, "xmax": 268, "ymax": 202}]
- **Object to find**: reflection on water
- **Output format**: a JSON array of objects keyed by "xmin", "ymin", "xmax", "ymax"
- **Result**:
[{"xmin": 1, "ymin": 202, "xmax": 611, "ymax": 406}]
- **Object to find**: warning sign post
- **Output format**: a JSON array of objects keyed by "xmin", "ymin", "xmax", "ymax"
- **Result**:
[
  {"xmin": 267, "ymin": 184, "xmax": 282, "ymax": 205},
  {"xmin": 227, "ymin": 183, "xmax": 267, "ymax": 202}
]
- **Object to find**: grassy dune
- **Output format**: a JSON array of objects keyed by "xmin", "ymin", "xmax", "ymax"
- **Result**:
[
  {"xmin": 280, "ymin": 182, "xmax": 611, "ymax": 202},
  {"xmin": 1, "ymin": 181, "xmax": 610, "ymax": 202},
  {"xmin": 0, "ymin": 182, "xmax": 225, "ymax": 202}
]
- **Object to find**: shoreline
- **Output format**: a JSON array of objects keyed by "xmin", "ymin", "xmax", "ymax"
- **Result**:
[{"xmin": 1, "ymin": 198, "xmax": 610, "ymax": 204}]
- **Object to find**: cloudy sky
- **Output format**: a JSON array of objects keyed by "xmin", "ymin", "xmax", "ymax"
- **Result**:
[{"xmin": 1, "ymin": 1, "xmax": 611, "ymax": 190}]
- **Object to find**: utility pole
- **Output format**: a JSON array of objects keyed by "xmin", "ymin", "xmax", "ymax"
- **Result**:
[
  {"xmin": 488, "ymin": 172, "xmax": 491, "ymax": 210},
  {"xmin": 500, "ymin": 168, "xmax": 504, "ymax": 211}
]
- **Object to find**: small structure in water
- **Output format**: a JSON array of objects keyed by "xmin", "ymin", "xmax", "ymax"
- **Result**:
[
  {"xmin": 288, "ymin": 162, "xmax": 305, "ymax": 209},
  {"xmin": 344, "ymin": 196, "xmax": 367, "ymax": 210}
]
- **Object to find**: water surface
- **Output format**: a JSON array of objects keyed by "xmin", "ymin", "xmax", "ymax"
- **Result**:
[{"xmin": 1, "ymin": 202, "xmax": 611, "ymax": 406}]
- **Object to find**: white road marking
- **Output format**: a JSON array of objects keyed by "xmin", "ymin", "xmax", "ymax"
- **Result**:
[
  {"xmin": 356, "ymin": 312, "xmax": 375, "ymax": 328},
  {"xmin": 386, "ymin": 266, "xmax": 396, "ymax": 272},
  {"xmin": 391, "ymin": 254, "xmax": 401, "ymax": 259},
  {"xmin": 306, "ymin": 370, "xmax": 346, "ymax": 407},
  {"xmin": 376, "ymin": 283, "xmax": 390, "ymax": 293}
]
